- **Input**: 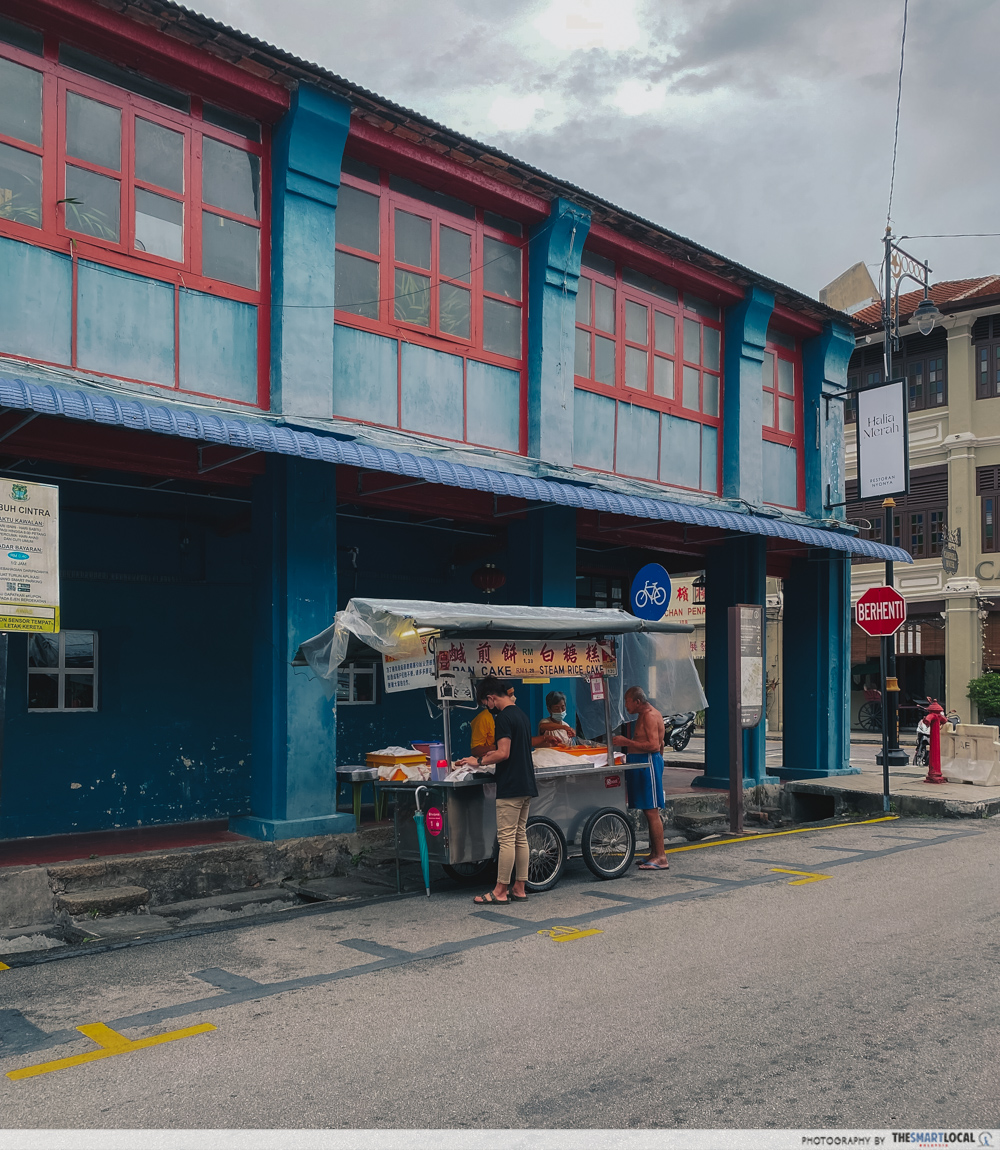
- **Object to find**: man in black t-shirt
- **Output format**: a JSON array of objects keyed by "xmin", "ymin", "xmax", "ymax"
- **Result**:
[{"xmin": 458, "ymin": 676, "xmax": 537, "ymax": 905}]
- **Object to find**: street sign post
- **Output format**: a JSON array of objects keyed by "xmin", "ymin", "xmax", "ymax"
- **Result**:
[
  {"xmin": 855, "ymin": 586, "xmax": 907, "ymax": 811},
  {"xmin": 728, "ymin": 605, "xmax": 764, "ymax": 834}
]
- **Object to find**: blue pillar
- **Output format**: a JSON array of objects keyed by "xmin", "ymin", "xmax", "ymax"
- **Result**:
[
  {"xmin": 527, "ymin": 198, "xmax": 591, "ymax": 464},
  {"xmin": 802, "ymin": 322, "xmax": 855, "ymax": 521},
  {"xmin": 775, "ymin": 550, "xmax": 857, "ymax": 778},
  {"xmin": 722, "ymin": 285, "xmax": 774, "ymax": 506},
  {"xmin": 270, "ymin": 84, "xmax": 351, "ymax": 418},
  {"xmin": 231, "ymin": 456, "xmax": 352, "ymax": 840},
  {"xmin": 697, "ymin": 535, "xmax": 775, "ymax": 788}
]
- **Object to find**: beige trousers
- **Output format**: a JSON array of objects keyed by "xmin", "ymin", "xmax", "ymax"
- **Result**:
[{"xmin": 495, "ymin": 796, "xmax": 531, "ymax": 884}]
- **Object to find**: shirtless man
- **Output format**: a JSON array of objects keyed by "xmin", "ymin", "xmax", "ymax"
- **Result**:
[{"xmin": 612, "ymin": 686, "xmax": 669, "ymax": 871}]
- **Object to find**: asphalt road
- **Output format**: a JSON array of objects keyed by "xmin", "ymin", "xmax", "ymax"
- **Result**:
[{"xmin": 2, "ymin": 815, "xmax": 999, "ymax": 1132}]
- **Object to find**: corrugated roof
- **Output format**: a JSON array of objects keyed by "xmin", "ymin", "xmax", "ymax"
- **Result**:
[{"xmin": 0, "ymin": 372, "xmax": 910, "ymax": 563}]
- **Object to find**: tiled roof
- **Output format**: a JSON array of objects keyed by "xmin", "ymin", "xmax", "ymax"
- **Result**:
[{"xmin": 851, "ymin": 277, "xmax": 1000, "ymax": 328}]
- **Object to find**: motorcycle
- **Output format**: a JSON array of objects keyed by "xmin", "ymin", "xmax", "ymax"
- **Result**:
[
  {"xmin": 912, "ymin": 700, "xmax": 959, "ymax": 768},
  {"xmin": 664, "ymin": 711, "xmax": 697, "ymax": 752}
]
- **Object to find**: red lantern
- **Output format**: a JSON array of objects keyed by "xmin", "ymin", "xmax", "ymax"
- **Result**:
[{"xmin": 472, "ymin": 563, "xmax": 506, "ymax": 595}]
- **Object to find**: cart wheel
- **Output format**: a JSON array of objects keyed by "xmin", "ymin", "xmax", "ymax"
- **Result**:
[
  {"xmin": 524, "ymin": 817, "xmax": 566, "ymax": 893},
  {"xmin": 669, "ymin": 729, "xmax": 692, "ymax": 752},
  {"xmin": 582, "ymin": 807, "xmax": 636, "ymax": 880},
  {"xmin": 443, "ymin": 859, "xmax": 497, "ymax": 885},
  {"xmin": 858, "ymin": 701, "xmax": 882, "ymax": 732}
]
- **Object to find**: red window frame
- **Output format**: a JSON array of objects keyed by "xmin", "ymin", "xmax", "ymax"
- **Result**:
[
  {"xmin": 334, "ymin": 166, "xmax": 528, "ymax": 453},
  {"xmin": 573, "ymin": 257, "xmax": 723, "ymax": 492},
  {"xmin": 761, "ymin": 331, "xmax": 804, "ymax": 509},
  {"xmin": 0, "ymin": 36, "xmax": 270, "ymax": 406}
]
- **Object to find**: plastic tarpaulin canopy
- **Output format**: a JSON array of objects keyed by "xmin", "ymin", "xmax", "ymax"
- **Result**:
[
  {"xmin": 575, "ymin": 632, "xmax": 708, "ymax": 738},
  {"xmin": 299, "ymin": 597, "xmax": 693, "ymax": 683}
]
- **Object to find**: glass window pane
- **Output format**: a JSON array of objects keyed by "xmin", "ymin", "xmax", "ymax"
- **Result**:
[
  {"xmin": 483, "ymin": 237, "xmax": 521, "ymax": 300},
  {"xmin": 702, "ymin": 326, "xmax": 720, "ymax": 371},
  {"xmin": 653, "ymin": 355, "xmax": 673, "ymax": 398},
  {"xmin": 134, "ymin": 118, "xmax": 183, "ymax": 193},
  {"xmin": 336, "ymin": 671, "xmax": 351, "ymax": 703},
  {"xmin": 0, "ymin": 57, "xmax": 42, "ymax": 147},
  {"xmin": 625, "ymin": 300, "xmax": 648, "ymax": 345},
  {"xmin": 576, "ymin": 276, "xmax": 591, "ymax": 325},
  {"xmin": 595, "ymin": 283, "xmax": 615, "ymax": 334},
  {"xmin": 28, "ymin": 635, "xmax": 58, "ymax": 667},
  {"xmin": 701, "ymin": 424, "xmax": 718, "ymax": 492},
  {"xmin": 625, "ymin": 345, "xmax": 647, "ymax": 390},
  {"xmin": 134, "ymin": 188, "xmax": 183, "ymax": 261},
  {"xmin": 65, "ymin": 165, "xmax": 120, "ymax": 241},
  {"xmin": 778, "ymin": 396, "xmax": 794, "ymax": 432},
  {"xmin": 0, "ymin": 141, "xmax": 41, "ymax": 228},
  {"xmin": 337, "ymin": 184, "xmax": 379, "ymax": 255},
  {"xmin": 63, "ymin": 632, "xmax": 95, "ymax": 668},
  {"xmin": 64, "ymin": 674, "xmax": 94, "ymax": 709},
  {"xmin": 336, "ymin": 251, "xmax": 379, "ymax": 319},
  {"xmin": 703, "ymin": 374, "xmax": 719, "ymax": 416},
  {"xmin": 202, "ymin": 136, "xmax": 259, "ymax": 219},
  {"xmin": 394, "ymin": 268, "xmax": 431, "ymax": 326},
  {"xmin": 66, "ymin": 92, "xmax": 121, "ymax": 171},
  {"xmin": 777, "ymin": 357, "xmax": 794, "ymax": 395},
  {"xmin": 654, "ymin": 311, "xmax": 674, "ymax": 354},
  {"xmin": 202, "ymin": 211, "xmax": 258, "ymax": 289},
  {"xmin": 439, "ymin": 281, "xmax": 471, "ymax": 339},
  {"xmin": 594, "ymin": 335, "xmax": 615, "ymax": 385},
  {"xmin": 482, "ymin": 297, "xmax": 521, "ymax": 358},
  {"xmin": 683, "ymin": 318, "xmax": 701, "ymax": 363},
  {"xmin": 762, "ymin": 351, "xmax": 775, "ymax": 392},
  {"xmin": 354, "ymin": 670, "xmax": 374, "ymax": 703},
  {"xmin": 28, "ymin": 672, "xmax": 58, "ymax": 710},
  {"xmin": 574, "ymin": 327, "xmax": 591, "ymax": 377},
  {"xmin": 440, "ymin": 225, "xmax": 471, "ymax": 282},
  {"xmin": 682, "ymin": 365, "xmax": 700, "ymax": 410},
  {"xmin": 763, "ymin": 389, "xmax": 774, "ymax": 428},
  {"xmin": 394, "ymin": 209, "xmax": 431, "ymax": 270}
]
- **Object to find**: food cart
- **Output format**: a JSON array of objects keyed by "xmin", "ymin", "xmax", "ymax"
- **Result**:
[{"xmin": 300, "ymin": 599, "xmax": 698, "ymax": 893}]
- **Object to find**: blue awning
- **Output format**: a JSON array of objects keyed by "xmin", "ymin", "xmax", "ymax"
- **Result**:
[{"xmin": 0, "ymin": 373, "xmax": 910, "ymax": 562}]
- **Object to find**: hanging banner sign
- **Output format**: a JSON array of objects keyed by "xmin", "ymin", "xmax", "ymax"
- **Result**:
[
  {"xmin": 856, "ymin": 379, "xmax": 908, "ymax": 500},
  {"xmin": 0, "ymin": 478, "xmax": 59, "ymax": 633},
  {"xmin": 382, "ymin": 634, "xmax": 436, "ymax": 694},
  {"xmin": 436, "ymin": 637, "xmax": 617, "ymax": 680}
]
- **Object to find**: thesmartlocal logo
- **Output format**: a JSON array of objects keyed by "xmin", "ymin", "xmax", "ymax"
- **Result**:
[{"xmin": 892, "ymin": 1135, "xmax": 992, "ymax": 1146}]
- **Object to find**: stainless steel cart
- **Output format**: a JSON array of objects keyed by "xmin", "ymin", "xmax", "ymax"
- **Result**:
[{"xmin": 378, "ymin": 756, "xmax": 651, "ymax": 892}]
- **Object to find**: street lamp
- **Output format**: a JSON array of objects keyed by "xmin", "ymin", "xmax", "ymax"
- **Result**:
[{"xmin": 912, "ymin": 293, "xmax": 943, "ymax": 337}]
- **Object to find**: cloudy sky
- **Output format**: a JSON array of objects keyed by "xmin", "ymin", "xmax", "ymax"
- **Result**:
[{"xmin": 195, "ymin": 0, "xmax": 1000, "ymax": 300}]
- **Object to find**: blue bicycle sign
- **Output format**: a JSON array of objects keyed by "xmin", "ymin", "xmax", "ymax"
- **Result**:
[{"xmin": 630, "ymin": 563, "xmax": 672, "ymax": 621}]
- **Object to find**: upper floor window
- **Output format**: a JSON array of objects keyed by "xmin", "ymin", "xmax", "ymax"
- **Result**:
[
  {"xmin": 573, "ymin": 250, "xmax": 722, "ymax": 419},
  {"xmin": 762, "ymin": 327, "xmax": 800, "ymax": 440},
  {"xmin": 846, "ymin": 345, "xmax": 884, "ymax": 425},
  {"xmin": 0, "ymin": 29, "xmax": 265, "ymax": 297},
  {"xmin": 334, "ymin": 159, "xmax": 524, "ymax": 364},
  {"xmin": 846, "ymin": 465, "xmax": 948, "ymax": 560},
  {"xmin": 973, "ymin": 314, "xmax": 1000, "ymax": 400}
]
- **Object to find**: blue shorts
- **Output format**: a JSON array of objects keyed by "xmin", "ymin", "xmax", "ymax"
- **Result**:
[{"xmin": 625, "ymin": 752, "xmax": 664, "ymax": 811}]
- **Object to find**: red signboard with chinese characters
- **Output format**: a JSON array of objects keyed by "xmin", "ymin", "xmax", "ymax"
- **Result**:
[
  {"xmin": 435, "ymin": 638, "xmax": 617, "ymax": 678},
  {"xmin": 855, "ymin": 586, "xmax": 907, "ymax": 637}
]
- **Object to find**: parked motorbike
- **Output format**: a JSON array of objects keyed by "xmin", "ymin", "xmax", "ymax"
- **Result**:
[
  {"xmin": 912, "ymin": 699, "xmax": 959, "ymax": 767},
  {"xmin": 664, "ymin": 711, "xmax": 697, "ymax": 752}
]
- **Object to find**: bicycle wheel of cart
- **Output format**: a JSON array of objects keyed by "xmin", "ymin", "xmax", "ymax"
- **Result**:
[
  {"xmin": 443, "ymin": 859, "xmax": 496, "ymax": 885},
  {"xmin": 858, "ymin": 701, "xmax": 882, "ymax": 732},
  {"xmin": 582, "ymin": 807, "xmax": 636, "ymax": 880},
  {"xmin": 525, "ymin": 817, "xmax": 566, "ymax": 892}
]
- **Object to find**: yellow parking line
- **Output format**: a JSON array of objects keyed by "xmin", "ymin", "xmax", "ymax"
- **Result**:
[
  {"xmin": 7, "ymin": 1021, "xmax": 215, "ymax": 1081},
  {"xmin": 0, "ymin": 962, "xmax": 9, "ymax": 971},
  {"xmin": 769, "ymin": 867, "xmax": 832, "ymax": 885},
  {"xmin": 662, "ymin": 814, "xmax": 899, "ymax": 855}
]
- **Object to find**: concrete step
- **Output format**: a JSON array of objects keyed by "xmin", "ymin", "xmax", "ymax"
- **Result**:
[{"xmin": 56, "ymin": 885, "xmax": 149, "ymax": 917}]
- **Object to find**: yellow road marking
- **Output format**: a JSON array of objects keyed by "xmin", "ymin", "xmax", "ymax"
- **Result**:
[
  {"xmin": 538, "ymin": 925, "xmax": 604, "ymax": 942},
  {"xmin": 7, "ymin": 1021, "xmax": 216, "ymax": 1081},
  {"xmin": 769, "ymin": 867, "xmax": 831, "ymax": 885},
  {"xmin": 0, "ymin": 962, "xmax": 9, "ymax": 971},
  {"xmin": 662, "ymin": 815, "xmax": 899, "ymax": 855}
]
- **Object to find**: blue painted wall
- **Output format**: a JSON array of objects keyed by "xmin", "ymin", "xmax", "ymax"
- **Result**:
[
  {"xmin": 0, "ymin": 484, "xmax": 253, "ymax": 839},
  {"xmin": 722, "ymin": 285, "xmax": 773, "ymax": 506},
  {"xmin": 179, "ymin": 289, "xmax": 258, "ymax": 403},
  {"xmin": 0, "ymin": 237, "xmax": 72, "ymax": 366},
  {"xmin": 802, "ymin": 322, "xmax": 855, "ymax": 521}
]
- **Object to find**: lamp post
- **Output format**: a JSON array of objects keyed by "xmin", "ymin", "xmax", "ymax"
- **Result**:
[{"xmin": 877, "ymin": 229, "xmax": 943, "ymax": 769}]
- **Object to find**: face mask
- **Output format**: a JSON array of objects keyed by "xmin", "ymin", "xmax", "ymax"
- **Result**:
[{"xmin": 551, "ymin": 710, "xmax": 567, "ymax": 721}]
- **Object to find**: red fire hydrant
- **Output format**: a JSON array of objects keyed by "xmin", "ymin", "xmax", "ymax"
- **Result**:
[{"xmin": 924, "ymin": 699, "xmax": 948, "ymax": 784}]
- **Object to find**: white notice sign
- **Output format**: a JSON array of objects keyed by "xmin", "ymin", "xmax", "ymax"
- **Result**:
[
  {"xmin": 857, "ymin": 379, "xmax": 908, "ymax": 500},
  {"xmin": 0, "ymin": 478, "xmax": 59, "ymax": 633}
]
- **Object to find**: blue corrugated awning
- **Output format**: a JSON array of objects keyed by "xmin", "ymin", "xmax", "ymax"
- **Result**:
[{"xmin": 0, "ymin": 373, "xmax": 910, "ymax": 562}]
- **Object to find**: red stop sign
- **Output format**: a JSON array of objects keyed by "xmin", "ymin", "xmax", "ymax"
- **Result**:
[{"xmin": 855, "ymin": 586, "xmax": 906, "ymax": 637}]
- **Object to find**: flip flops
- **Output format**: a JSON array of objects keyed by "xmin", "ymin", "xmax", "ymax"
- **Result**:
[
  {"xmin": 473, "ymin": 890, "xmax": 508, "ymax": 904},
  {"xmin": 509, "ymin": 891, "xmax": 529, "ymax": 901},
  {"xmin": 637, "ymin": 860, "xmax": 669, "ymax": 871}
]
